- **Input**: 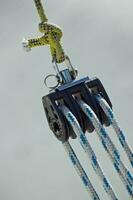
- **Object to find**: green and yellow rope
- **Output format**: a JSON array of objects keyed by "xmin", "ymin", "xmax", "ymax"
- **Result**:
[
  {"xmin": 27, "ymin": 0, "xmax": 65, "ymax": 63},
  {"xmin": 34, "ymin": 0, "xmax": 48, "ymax": 22}
]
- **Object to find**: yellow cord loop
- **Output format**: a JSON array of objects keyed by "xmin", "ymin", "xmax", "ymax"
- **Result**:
[{"xmin": 27, "ymin": 0, "xmax": 65, "ymax": 63}]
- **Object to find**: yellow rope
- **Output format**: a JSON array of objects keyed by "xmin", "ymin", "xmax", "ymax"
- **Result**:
[
  {"xmin": 34, "ymin": 0, "xmax": 48, "ymax": 22},
  {"xmin": 27, "ymin": 0, "xmax": 65, "ymax": 63}
]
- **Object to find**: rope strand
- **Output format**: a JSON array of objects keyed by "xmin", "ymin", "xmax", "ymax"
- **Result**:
[
  {"xmin": 96, "ymin": 95, "xmax": 133, "ymax": 168},
  {"xmin": 34, "ymin": 0, "xmax": 48, "ymax": 22},
  {"xmin": 78, "ymin": 100, "xmax": 133, "ymax": 198},
  {"xmin": 63, "ymin": 141, "xmax": 100, "ymax": 200},
  {"xmin": 61, "ymin": 105, "xmax": 118, "ymax": 200}
]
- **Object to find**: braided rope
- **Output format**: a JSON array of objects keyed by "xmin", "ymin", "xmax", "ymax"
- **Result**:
[
  {"xmin": 78, "ymin": 100, "xmax": 133, "ymax": 198},
  {"xmin": 63, "ymin": 141, "xmax": 100, "ymax": 200},
  {"xmin": 61, "ymin": 106, "xmax": 118, "ymax": 200},
  {"xmin": 34, "ymin": 0, "xmax": 48, "ymax": 22},
  {"xmin": 96, "ymin": 95, "xmax": 133, "ymax": 168},
  {"xmin": 26, "ymin": 0, "xmax": 65, "ymax": 63}
]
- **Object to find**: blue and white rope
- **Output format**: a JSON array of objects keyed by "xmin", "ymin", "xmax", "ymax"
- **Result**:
[
  {"xmin": 78, "ymin": 100, "xmax": 133, "ymax": 198},
  {"xmin": 61, "ymin": 106, "xmax": 118, "ymax": 200},
  {"xmin": 63, "ymin": 141, "xmax": 100, "ymax": 200},
  {"xmin": 96, "ymin": 95, "xmax": 133, "ymax": 168}
]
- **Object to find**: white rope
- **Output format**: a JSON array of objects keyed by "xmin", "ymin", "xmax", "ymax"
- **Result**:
[
  {"xmin": 63, "ymin": 141, "xmax": 100, "ymax": 200},
  {"xmin": 96, "ymin": 95, "xmax": 133, "ymax": 168},
  {"xmin": 78, "ymin": 100, "xmax": 133, "ymax": 199},
  {"xmin": 61, "ymin": 106, "xmax": 118, "ymax": 200}
]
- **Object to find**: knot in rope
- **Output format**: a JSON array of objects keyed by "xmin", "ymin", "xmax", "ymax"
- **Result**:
[{"xmin": 38, "ymin": 21, "xmax": 65, "ymax": 63}]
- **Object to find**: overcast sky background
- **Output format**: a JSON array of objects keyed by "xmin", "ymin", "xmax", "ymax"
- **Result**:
[{"xmin": 0, "ymin": 0, "xmax": 133, "ymax": 199}]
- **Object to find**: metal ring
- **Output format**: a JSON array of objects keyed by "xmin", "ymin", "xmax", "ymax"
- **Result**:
[{"xmin": 44, "ymin": 74, "xmax": 60, "ymax": 90}]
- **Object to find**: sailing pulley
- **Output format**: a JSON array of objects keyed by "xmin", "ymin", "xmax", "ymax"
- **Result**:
[{"xmin": 22, "ymin": 1, "xmax": 133, "ymax": 199}]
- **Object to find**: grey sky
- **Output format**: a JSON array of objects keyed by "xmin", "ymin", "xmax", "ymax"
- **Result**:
[{"xmin": 0, "ymin": 0, "xmax": 133, "ymax": 199}]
